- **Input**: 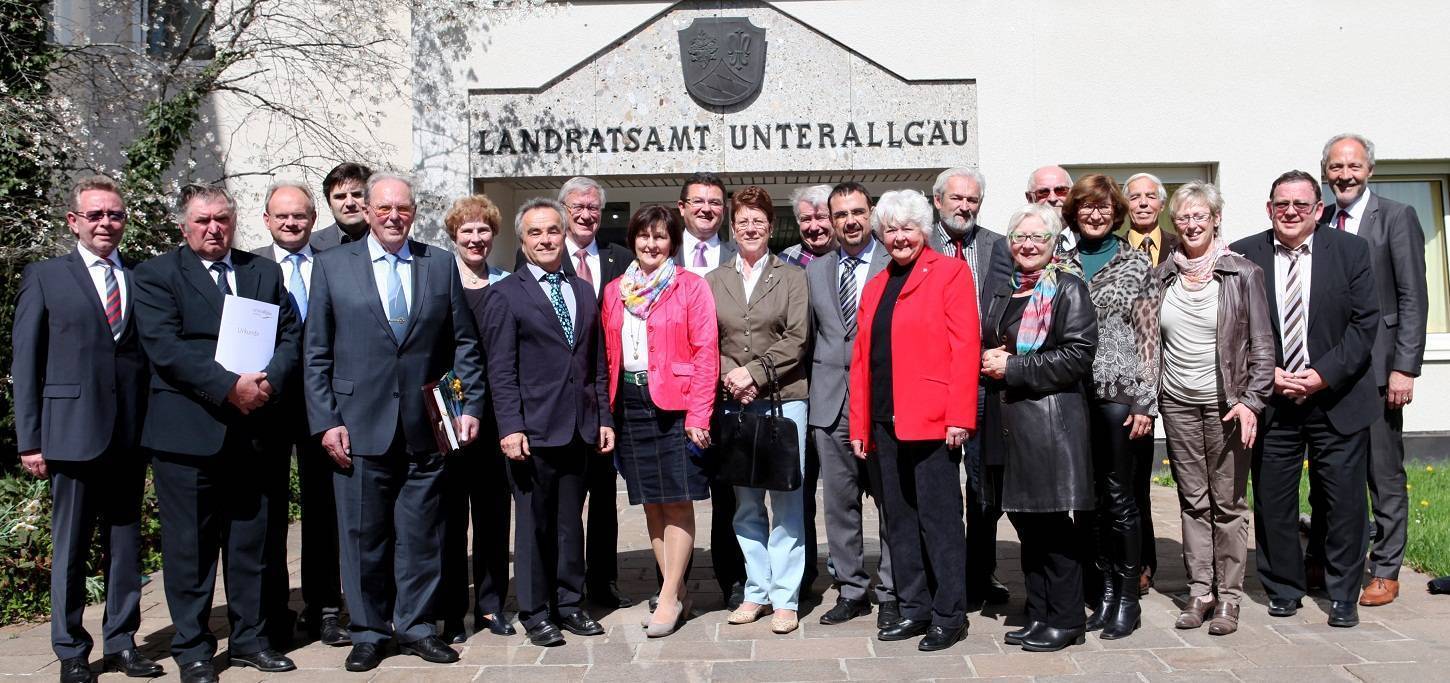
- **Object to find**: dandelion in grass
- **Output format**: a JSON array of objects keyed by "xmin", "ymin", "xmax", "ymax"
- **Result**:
[{"xmin": 1421, "ymin": 500, "xmax": 1430, "ymax": 508}]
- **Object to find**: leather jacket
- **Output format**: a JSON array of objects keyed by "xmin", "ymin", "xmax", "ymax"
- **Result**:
[
  {"xmin": 1152, "ymin": 253, "xmax": 1275, "ymax": 414},
  {"xmin": 981, "ymin": 272, "xmax": 1099, "ymax": 513}
]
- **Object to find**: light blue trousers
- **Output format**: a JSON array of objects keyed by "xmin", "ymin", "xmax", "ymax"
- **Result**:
[{"xmin": 724, "ymin": 399, "xmax": 808, "ymax": 611}]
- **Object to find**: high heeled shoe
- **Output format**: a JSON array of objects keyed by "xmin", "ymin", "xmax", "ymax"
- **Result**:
[{"xmin": 646, "ymin": 599, "xmax": 687, "ymax": 638}]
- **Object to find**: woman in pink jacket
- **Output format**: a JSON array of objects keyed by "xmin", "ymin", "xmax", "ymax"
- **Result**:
[{"xmin": 603, "ymin": 205, "xmax": 719, "ymax": 638}]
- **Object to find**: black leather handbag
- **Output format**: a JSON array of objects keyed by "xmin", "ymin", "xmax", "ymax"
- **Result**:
[{"xmin": 711, "ymin": 357, "xmax": 802, "ymax": 491}]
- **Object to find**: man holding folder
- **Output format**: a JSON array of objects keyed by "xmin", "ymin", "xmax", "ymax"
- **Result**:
[
  {"xmin": 303, "ymin": 173, "xmax": 486, "ymax": 672},
  {"xmin": 132, "ymin": 184, "xmax": 302, "ymax": 683}
]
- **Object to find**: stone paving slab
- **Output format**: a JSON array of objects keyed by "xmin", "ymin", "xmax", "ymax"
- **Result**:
[{"xmin": 2, "ymin": 484, "xmax": 1449, "ymax": 681}]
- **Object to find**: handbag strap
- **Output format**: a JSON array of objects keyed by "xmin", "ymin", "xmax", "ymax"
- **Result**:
[{"xmin": 758, "ymin": 355, "xmax": 785, "ymax": 420}]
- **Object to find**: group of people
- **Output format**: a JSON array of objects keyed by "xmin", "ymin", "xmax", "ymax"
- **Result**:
[{"xmin": 12, "ymin": 130, "xmax": 1426, "ymax": 682}]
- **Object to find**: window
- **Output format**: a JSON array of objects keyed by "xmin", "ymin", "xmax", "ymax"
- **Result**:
[
  {"xmin": 1358, "ymin": 174, "xmax": 1449, "ymax": 336},
  {"xmin": 144, "ymin": 0, "xmax": 215, "ymax": 59}
]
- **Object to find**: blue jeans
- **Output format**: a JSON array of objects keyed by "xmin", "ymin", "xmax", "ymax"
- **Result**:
[{"xmin": 724, "ymin": 399, "xmax": 808, "ymax": 610}]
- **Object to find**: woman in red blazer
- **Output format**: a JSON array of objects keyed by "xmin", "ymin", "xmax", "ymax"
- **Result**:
[
  {"xmin": 601, "ymin": 206, "xmax": 719, "ymax": 638},
  {"xmin": 847, "ymin": 189, "xmax": 980, "ymax": 652}
]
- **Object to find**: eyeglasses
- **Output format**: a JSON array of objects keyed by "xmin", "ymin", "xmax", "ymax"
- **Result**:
[
  {"xmin": 683, "ymin": 198, "xmax": 724, "ymax": 209},
  {"xmin": 565, "ymin": 202, "xmax": 601, "ymax": 214},
  {"xmin": 372, "ymin": 204, "xmax": 415, "ymax": 218},
  {"xmin": 76, "ymin": 210, "xmax": 127, "ymax": 223},
  {"xmin": 1008, "ymin": 232, "xmax": 1054, "ymax": 245},
  {"xmin": 1076, "ymin": 203, "xmax": 1112, "ymax": 216},
  {"xmin": 734, "ymin": 218, "xmax": 770, "ymax": 230},
  {"xmin": 1030, "ymin": 185, "xmax": 1071, "ymax": 200},
  {"xmin": 1172, "ymin": 213, "xmax": 1213, "ymax": 225},
  {"xmin": 1271, "ymin": 200, "xmax": 1318, "ymax": 215}
]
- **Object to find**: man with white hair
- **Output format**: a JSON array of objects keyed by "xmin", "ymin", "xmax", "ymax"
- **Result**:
[
  {"xmin": 928, "ymin": 167, "xmax": 1013, "ymax": 611},
  {"xmin": 782, "ymin": 184, "xmax": 838, "ymax": 267},
  {"xmin": 1121, "ymin": 172, "xmax": 1180, "ymax": 267}
]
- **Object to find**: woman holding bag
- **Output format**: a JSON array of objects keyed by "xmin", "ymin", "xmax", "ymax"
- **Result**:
[{"xmin": 705, "ymin": 186, "xmax": 810, "ymax": 634}]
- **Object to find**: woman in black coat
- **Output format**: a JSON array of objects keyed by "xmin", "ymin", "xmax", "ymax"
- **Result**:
[{"xmin": 981, "ymin": 204, "xmax": 1098, "ymax": 653}]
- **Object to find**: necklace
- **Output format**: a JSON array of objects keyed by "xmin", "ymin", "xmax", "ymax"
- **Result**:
[
  {"xmin": 626, "ymin": 312, "xmax": 645, "ymax": 360},
  {"xmin": 459, "ymin": 258, "xmax": 487, "ymax": 286}
]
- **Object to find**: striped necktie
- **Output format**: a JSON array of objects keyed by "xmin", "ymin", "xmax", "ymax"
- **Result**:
[
  {"xmin": 211, "ymin": 262, "xmax": 231, "ymax": 295},
  {"xmin": 1278, "ymin": 243, "xmax": 1309, "ymax": 373},
  {"xmin": 101, "ymin": 261, "xmax": 123, "ymax": 338},
  {"xmin": 839, "ymin": 256, "xmax": 861, "ymax": 338}
]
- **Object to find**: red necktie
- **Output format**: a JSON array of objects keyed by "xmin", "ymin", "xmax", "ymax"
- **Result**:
[
  {"xmin": 951, "ymin": 237, "xmax": 967, "ymax": 261},
  {"xmin": 575, "ymin": 249, "xmax": 592, "ymax": 285},
  {"xmin": 1335, "ymin": 210, "xmax": 1348, "ymax": 230}
]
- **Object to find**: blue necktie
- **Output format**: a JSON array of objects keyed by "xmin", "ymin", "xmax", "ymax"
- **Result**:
[
  {"xmin": 385, "ymin": 253, "xmax": 408, "ymax": 342},
  {"xmin": 211, "ymin": 262, "xmax": 231, "ymax": 295},
  {"xmin": 543, "ymin": 271, "xmax": 574, "ymax": 347},
  {"xmin": 286, "ymin": 252, "xmax": 308, "ymax": 322}
]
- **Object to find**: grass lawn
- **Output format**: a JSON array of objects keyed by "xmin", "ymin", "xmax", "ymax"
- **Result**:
[{"xmin": 1153, "ymin": 459, "xmax": 1449, "ymax": 577}]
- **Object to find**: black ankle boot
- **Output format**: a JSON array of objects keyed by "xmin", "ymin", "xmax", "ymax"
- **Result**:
[
  {"xmin": 1084, "ymin": 568, "xmax": 1117, "ymax": 631},
  {"xmin": 1100, "ymin": 571, "xmax": 1141, "ymax": 639}
]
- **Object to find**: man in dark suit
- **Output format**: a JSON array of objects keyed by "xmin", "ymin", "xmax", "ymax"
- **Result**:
[
  {"xmin": 248, "ymin": 180, "xmax": 348, "ymax": 647},
  {"xmin": 480, "ymin": 198, "xmax": 615, "ymax": 647},
  {"xmin": 808, "ymin": 182, "xmax": 897, "ymax": 628},
  {"xmin": 308, "ymin": 162, "xmax": 372, "ymax": 249},
  {"xmin": 927, "ymin": 168, "xmax": 1013, "ymax": 610},
  {"xmin": 303, "ymin": 173, "xmax": 485, "ymax": 671},
  {"xmin": 132, "ymin": 184, "xmax": 302, "ymax": 682},
  {"xmin": 12, "ymin": 176, "xmax": 162, "ymax": 683},
  {"xmin": 674, "ymin": 171, "xmax": 738, "ymax": 270},
  {"xmin": 1230, "ymin": 170, "xmax": 1379, "ymax": 628},
  {"xmin": 1314, "ymin": 134, "xmax": 1428, "ymax": 608},
  {"xmin": 513, "ymin": 177, "xmax": 634, "ymax": 608}
]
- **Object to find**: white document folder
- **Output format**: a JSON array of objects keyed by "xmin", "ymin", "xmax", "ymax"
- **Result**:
[{"xmin": 214, "ymin": 294, "xmax": 280, "ymax": 372}]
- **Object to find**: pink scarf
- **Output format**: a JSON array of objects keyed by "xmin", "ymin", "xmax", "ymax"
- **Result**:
[{"xmin": 1172, "ymin": 238, "xmax": 1232, "ymax": 291}]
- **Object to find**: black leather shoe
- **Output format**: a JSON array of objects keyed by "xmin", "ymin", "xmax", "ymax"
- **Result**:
[
  {"xmin": 400, "ymin": 635, "xmax": 460, "ymax": 663},
  {"xmin": 1084, "ymin": 568, "xmax": 1117, "ymax": 631},
  {"xmin": 1267, "ymin": 598, "xmax": 1303, "ymax": 617},
  {"xmin": 558, "ymin": 611, "xmax": 605, "ymax": 636},
  {"xmin": 876, "ymin": 600, "xmax": 902, "ymax": 629},
  {"xmin": 526, "ymin": 621, "xmax": 566, "ymax": 647},
  {"xmin": 819, "ymin": 597, "xmax": 871, "ymax": 625},
  {"xmin": 1328, "ymin": 600, "xmax": 1360, "ymax": 627},
  {"xmin": 589, "ymin": 582, "xmax": 635, "ymax": 608},
  {"xmin": 1020, "ymin": 625, "xmax": 1086, "ymax": 652},
  {"xmin": 479, "ymin": 614, "xmax": 517, "ymax": 636},
  {"xmin": 317, "ymin": 614, "xmax": 351, "ymax": 647},
  {"xmin": 1004, "ymin": 621, "xmax": 1045, "ymax": 646},
  {"xmin": 918, "ymin": 623, "xmax": 967, "ymax": 651},
  {"xmin": 967, "ymin": 575, "xmax": 1011, "ymax": 610},
  {"xmin": 178, "ymin": 660, "xmax": 218, "ymax": 683},
  {"xmin": 228, "ymin": 649, "xmax": 296, "ymax": 673},
  {"xmin": 441, "ymin": 619, "xmax": 468, "ymax": 644},
  {"xmin": 60, "ymin": 657, "xmax": 93, "ymax": 683},
  {"xmin": 877, "ymin": 617, "xmax": 931, "ymax": 641},
  {"xmin": 344, "ymin": 643, "xmax": 384, "ymax": 672},
  {"xmin": 102, "ymin": 648, "xmax": 164, "ymax": 677},
  {"xmin": 1100, "ymin": 571, "xmax": 1142, "ymax": 640}
]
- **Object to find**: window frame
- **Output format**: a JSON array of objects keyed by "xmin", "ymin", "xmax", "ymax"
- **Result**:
[{"xmin": 1369, "ymin": 162, "xmax": 1450, "ymax": 359}]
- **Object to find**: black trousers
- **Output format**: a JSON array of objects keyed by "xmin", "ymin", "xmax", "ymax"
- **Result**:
[
  {"xmin": 260, "ymin": 437, "xmax": 296, "ymax": 639},
  {"xmin": 1130, "ymin": 434, "xmax": 1158, "ymax": 576},
  {"xmin": 1009, "ymin": 511, "xmax": 1085, "ymax": 629},
  {"xmin": 1076, "ymin": 400, "xmax": 1142, "ymax": 583},
  {"xmin": 295, "ymin": 435, "xmax": 343, "ymax": 618},
  {"xmin": 873, "ymin": 423, "xmax": 966, "ymax": 629},
  {"xmin": 1254, "ymin": 404, "xmax": 1369, "ymax": 604},
  {"xmin": 801, "ymin": 435, "xmax": 821, "ymax": 594},
  {"xmin": 583, "ymin": 452, "xmax": 620, "ymax": 590},
  {"xmin": 334, "ymin": 444, "xmax": 447, "ymax": 645},
  {"xmin": 152, "ymin": 439, "xmax": 279, "ymax": 663},
  {"xmin": 507, "ymin": 440, "xmax": 589, "ymax": 630},
  {"xmin": 47, "ymin": 452, "xmax": 145, "ymax": 660},
  {"xmin": 440, "ymin": 443, "xmax": 513, "ymax": 621},
  {"xmin": 966, "ymin": 467, "xmax": 1003, "ymax": 594},
  {"xmin": 1311, "ymin": 389, "xmax": 1407, "ymax": 580}
]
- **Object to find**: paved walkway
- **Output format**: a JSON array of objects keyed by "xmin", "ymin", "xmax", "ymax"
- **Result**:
[{"xmin": 3, "ymin": 484, "xmax": 1449, "ymax": 681}]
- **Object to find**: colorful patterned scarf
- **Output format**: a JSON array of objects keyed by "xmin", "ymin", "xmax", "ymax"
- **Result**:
[
  {"xmin": 1013, "ymin": 262, "xmax": 1073, "ymax": 355},
  {"xmin": 1171, "ymin": 237, "xmax": 1232, "ymax": 291},
  {"xmin": 619, "ymin": 259, "xmax": 676, "ymax": 319}
]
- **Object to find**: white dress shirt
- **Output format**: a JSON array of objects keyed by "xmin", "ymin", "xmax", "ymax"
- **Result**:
[
  {"xmin": 197, "ymin": 252, "xmax": 237, "ymax": 293},
  {"xmin": 735, "ymin": 252, "xmax": 767, "ymax": 302},
  {"xmin": 682, "ymin": 231, "xmax": 724, "ymax": 270},
  {"xmin": 1331, "ymin": 189, "xmax": 1371, "ymax": 236},
  {"xmin": 621, "ymin": 308, "xmax": 650, "ymax": 372},
  {"xmin": 271, "ymin": 243, "xmax": 315, "ymax": 296},
  {"xmin": 1273, "ymin": 232, "xmax": 1314, "ymax": 365},
  {"xmin": 837, "ymin": 238, "xmax": 877, "ymax": 311},
  {"xmin": 525, "ymin": 262, "xmax": 577, "ymax": 325},
  {"xmin": 366, "ymin": 233, "xmax": 413, "ymax": 313},
  {"xmin": 78, "ymin": 245, "xmax": 127, "ymax": 336},
  {"xmin": 566, "ymin": 235, "xmax": 602, "ymax": 296}
]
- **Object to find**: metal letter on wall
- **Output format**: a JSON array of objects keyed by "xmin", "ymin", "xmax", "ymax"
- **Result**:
[{"xmin": 678, "ymin": 17, "xmax": 767, "ymax": 107}]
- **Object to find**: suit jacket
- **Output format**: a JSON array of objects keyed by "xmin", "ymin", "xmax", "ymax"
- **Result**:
[
  {"xmin": 251, "ymin": 241, "xmax": 328, "ymax": 441},
  {"xmin": 673, "ymin": 239, "xmax": 738, "ymax": 267},
  {"xmin": 480, "ymin": 266, "xmax": 612, "ymax": 448},
  {"xmin": 849, "ymin": 249, "xmax": 981, "ymax": 448},
  {"xmin": 513, "ymin": 241, "xmax": 632, "ymax": 300},
  {"xmin": 705, "ymin": 253, "xmax": 810, "ymax": 401},
  {"xmin": 11, "ymin": 250, "xmax": 149, "ymax": 460},
  {"xmin": 804, "ymin": 241, "xmax": 890, "ymax": 428},
  {"xmin": 304, "ymin": 238, "xmax": 486, "ymax": 455},
  {"xmin": 1319, "ymin": 192, "xmax": 1428, "ymax": 385},
  {"xmin": 1230, "ymin": 226, "xmax": 1380, "ymax": 434},
  {"xmin": 602, "ymin": 271, "xmax": 719, "ymax": 429},
  {"xmin": 307, "ymin": 223, "xmax": 367, "ymax": 251},
  {"xmin": 927, "ymin": 222, "xmax": 1013, "ymax": 318},
  {"xmin": 132, "ymin": 246, "xmax": 302, "ymax": 456}
]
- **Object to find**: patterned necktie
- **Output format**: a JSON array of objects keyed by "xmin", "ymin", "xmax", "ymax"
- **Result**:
[
  {"xmin": 101, "ymin": 261, "xmax": 123, "ymax": 338},
  {"xmin": 839, "ymin": 256, "xmax": 861, "ymax": 338},
  {"xmin": 543, "ymin": 271, "xmax": 575, "ymax": 347},
  {"xmin": 1138, "ymin": 235, "xmax": 1155, "ymax": 264},
  {"xmin": 1279, "ymin": 244, "xmax": 1309, "ymax": 373},
  {"xmin": 575, "ymin": 248, "xmax": 593, "ymax": 285},
  {"xmin": 211, "ymin": 262, "xmax": 231, "ymax": 295},
  {"xmin": 385, "ymin": 253, "xmax": 408, "ymax": 342},
  {"xmin": 692, "ymin": 242, "xmax": 708, "ymax": 268},
  {"xmin": 1335, "ymin": 209, "xmax": 1348, "ymax": 230},
  {"xmin": 286, "ymin": 252, "xmax": 308, "ymax": 322}
]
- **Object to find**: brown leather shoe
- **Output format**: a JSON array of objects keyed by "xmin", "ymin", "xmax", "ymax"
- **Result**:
[
  {"xmin": 1175, "ymin": 595, "xmax": 1218, "ymax": 629},
  {"xmin": 1207, "ymin": 601, "xmax": 1239, "ymax": 635},
  {"xmin": 1359, "ymin": 577, "xmax": 1399, "ymax": 606}
]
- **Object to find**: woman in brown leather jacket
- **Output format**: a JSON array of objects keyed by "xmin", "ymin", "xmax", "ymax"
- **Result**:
[{"xmin": 1153, "ymin": 181, "xmax": 1274, "ymax": 635}]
